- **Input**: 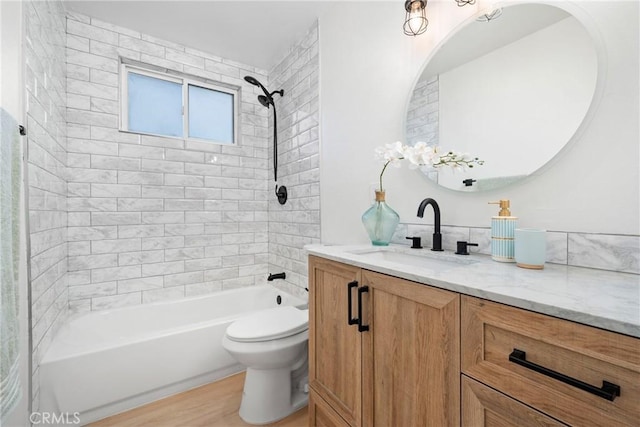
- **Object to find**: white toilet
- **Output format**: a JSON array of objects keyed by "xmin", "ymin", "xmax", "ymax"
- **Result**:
[{"xmin": 222, "ymin": 305, "xmax": 309, "ymax": 425}]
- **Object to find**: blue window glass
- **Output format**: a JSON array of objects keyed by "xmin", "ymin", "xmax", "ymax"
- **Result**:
[
  {"xmin": 128, "ymin": 72, "xmax": 183, "ymax": 137},
  {"xmin": 188, "ymin": 84, "xmax": 234, "ymax": 144}
]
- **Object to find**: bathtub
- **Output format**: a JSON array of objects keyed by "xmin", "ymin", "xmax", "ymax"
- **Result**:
[{"xmin": 39, "ymin": 285, "xmax": 306, "ymax": 425}]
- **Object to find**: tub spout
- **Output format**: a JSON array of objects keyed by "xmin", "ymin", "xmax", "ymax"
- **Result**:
[{"xmin": 268, "ymin": 272, "xmax": 286, "ymax": 281}]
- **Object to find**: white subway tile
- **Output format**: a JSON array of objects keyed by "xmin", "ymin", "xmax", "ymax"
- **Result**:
[
  {"xmin": 141, "ymin": 236, "xmax": 185, "ymax": 251},
  {"xmin": 91, "ymin": 212, "xmax": 141, "ymax": 225},
  {"xmin": 185, "ymin": 257, "xmax": 223, "ymax": 272},
  {"xmin": 91, "ymin": 238, "xmax": 141, "ymax": 254},
  {"xmin": 68, "ymin": 19, "xmax": 119, "ymax": 45},
  {"xmin": 164, "ymin": 271, "xmax": 204, "ymax": 286},
  {"xmin": 117, "ymin": 198, "xmax": 164, "ymax": 212},
  {"xmin": 118, "ymin": 250, "xmax": 164, "ymax": 266},
  {"xmin": 67, "ymin": 48, "xmax": 118, "ymax": 73},
  {"xmin": 164, "ymin": 174, "xmax": 204, "ymax": 187},
  {"xmin": 165, "ymin": 248, "xmax": 204, "ymax": 262},
  {"xmin": 165, "ymin": 199, "xmax": 203, "ymax": 211},
  {"xmin": 141, "ymin": 261, "xmax": 184, "ymax": 276},
  {"xmin": 118, "ymin": 224, "xmax": 164, "ymax": 238},
  {"xmin": 68, "ymin": 254, "xmax": 118, "ymax": 271},
  {"xmin": 141, "ymin": 212, "xmax": 184, "ymax": 224},
  {"xmin": 119, "ymin": 143, "xmax": 165, "ymax": 160},
  {"xmin": 141, "ymin": 158, "xmax": 184, "ymax": 174},
  {"xmin": 69, "ymin": 282, "xmax": 117, "ymax": 300},
  {"xmin": 118, "ymin": 276, "xmax": 164, "ymax": 293},
  {"xmin": 67, "ymin": 197, "xmax": 117, "ymax": 212},
  {"xmin": 119, "ymin": 34, "xmax": 165, "ymax": 57},
  {"xmin": 91, "ymin": 265, "xmax": 141, "ymax": 283},
  {"xmin": 118, "ymin": 171, "xmax": 163, "ymax": 185},
  {"xmin": 92, "ymin": 155, "xmax": 140, "ymax": 171},
  {"xmin": 91, "ymin": 183, "xmax": 141, "ymax": 197},
  {"xmin": 165, "ymin": 48, "xmax": 204, "ymax": 69},
  {"xmin": 67, "ymin": 138, "xmax": 118, "ymax": 156},
  {"xmin": 90, "ymin": 68, "xmax": 119, "ymax": 87},
  {"xmin": 68, "ymin": 226, "xmax": 118, "ymax": 241}
]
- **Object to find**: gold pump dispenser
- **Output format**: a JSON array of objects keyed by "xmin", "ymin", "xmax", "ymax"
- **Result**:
[
  {"xmin": 489, "ymin": 200, "xmax": 512, "ymax": 217},
  {"xmin": 489, "ymin": 199, "xmax": 517, "ymax": 262}
]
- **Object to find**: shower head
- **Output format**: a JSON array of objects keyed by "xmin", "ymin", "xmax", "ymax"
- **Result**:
[
  {"xmin": 244, "ymin": 75, "xmax": 284, "ymax": 109},
  {"xmin": 258, "ymin": 95, "xmax": 272, "ymax": 108},
  {"xmin": 244, "ymin": 75, "xmax": 271, "ymax": 98}
]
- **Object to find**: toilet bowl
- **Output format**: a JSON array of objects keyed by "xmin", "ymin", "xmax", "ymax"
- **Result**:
[{"xmin": 222, "ymin": 306, "xmax": 309, "ymax": 425}]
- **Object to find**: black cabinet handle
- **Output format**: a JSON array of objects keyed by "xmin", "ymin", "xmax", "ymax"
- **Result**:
[
  {"xmin": 509, "ymin": 349, "xmax": 621, "ymax": 401},
  {"xmin": 347, "ymin": 281, "xmax": 358, "ymax": 326},
  {"xmin": 357, "ymin": 286, "xmax": 369, "ymax": 332}
]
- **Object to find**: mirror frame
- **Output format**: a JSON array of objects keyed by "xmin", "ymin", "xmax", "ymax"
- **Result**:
[{"xmin": 403, "ymin": 1, "xmax": 607, "ymax": 193}]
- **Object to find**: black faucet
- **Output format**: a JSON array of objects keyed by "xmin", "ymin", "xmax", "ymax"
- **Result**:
[{"xmin": 417, "ymin": 198, "xmax": 443, "ymax": 251}]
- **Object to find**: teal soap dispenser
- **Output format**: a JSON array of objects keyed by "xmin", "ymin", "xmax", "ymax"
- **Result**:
[{"xmin": 489, "ymin": 200, "xmax": 517, "ymax": 262}]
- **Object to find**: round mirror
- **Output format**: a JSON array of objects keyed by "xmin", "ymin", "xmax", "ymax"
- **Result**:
[{"xmin": 405, "ymin": 3, "xmax": 598, "ymax": 191}]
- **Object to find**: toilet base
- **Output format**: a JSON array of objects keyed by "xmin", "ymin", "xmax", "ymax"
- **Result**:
[{"xmin": 239, "ymin": 367, "xmax": 308, "ymax": 425}]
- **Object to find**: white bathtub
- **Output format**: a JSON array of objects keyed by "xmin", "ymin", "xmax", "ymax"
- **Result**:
[{"xmin": 39, "ymin": 285, "xmax": 306, "ymax": 425}]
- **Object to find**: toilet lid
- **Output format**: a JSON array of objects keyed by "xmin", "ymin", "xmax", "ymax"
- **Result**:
[{"xmin": 226, "ymin": 306, "xmax": 309, "ymax": 343}]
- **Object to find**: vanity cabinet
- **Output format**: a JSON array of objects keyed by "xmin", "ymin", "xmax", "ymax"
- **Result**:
[
  {"xmin": 461, "ymin": 295, "xmax": 640, "ymax": 426},
  {"xmin": 308, "ymin": 256, "xmax": 460, "ymax": 427}
]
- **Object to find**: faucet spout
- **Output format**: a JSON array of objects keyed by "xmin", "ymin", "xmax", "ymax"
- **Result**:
[{"xmin": 417, "ymin": 198, "xmax": 443, "ymax": 251}]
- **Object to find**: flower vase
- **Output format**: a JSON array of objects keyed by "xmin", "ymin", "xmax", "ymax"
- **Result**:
[{"xmin": 361, "ymin": 191, "xmax": 400, "ymax": 246}]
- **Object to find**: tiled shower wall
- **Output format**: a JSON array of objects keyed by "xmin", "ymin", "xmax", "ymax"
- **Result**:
[
  {"xmin": 25, "ymin": 0, "xmax": 68, "ymax": 409},
  {"xmin": 267, "ymin": 23, "xmax": 320, "ymax": 297},
  {"xmin": 65, "ymin": 12, "xmax": 273, "ymax": 311}
]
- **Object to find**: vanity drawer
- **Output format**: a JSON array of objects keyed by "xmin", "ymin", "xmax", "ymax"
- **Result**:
[{"xmin": 461, "ymin": 295, "xmax": 640, "ymax": 426}]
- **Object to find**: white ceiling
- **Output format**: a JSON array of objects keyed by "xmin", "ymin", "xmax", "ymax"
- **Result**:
[{"xmin": 64, "ymin": 1, "xmax": 334, "ymax": 71}]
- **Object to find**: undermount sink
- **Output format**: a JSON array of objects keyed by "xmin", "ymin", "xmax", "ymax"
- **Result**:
[{"xmin": 347, "ymin": 247, "xmax": 477, "ymax": 271}]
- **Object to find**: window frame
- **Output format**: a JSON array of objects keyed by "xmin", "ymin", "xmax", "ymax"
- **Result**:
[{"xmin": 120, "ymin": 63, "xmax": 238, "ymax": 145}]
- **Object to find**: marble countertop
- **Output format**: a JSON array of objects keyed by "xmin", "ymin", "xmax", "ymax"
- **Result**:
[{"xmin": 305, "ymin": 244, "xmax": 640, "ymax": 338}]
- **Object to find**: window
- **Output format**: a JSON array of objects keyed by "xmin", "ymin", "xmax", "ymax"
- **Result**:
[{"xmin": 121, "ymin": 64, "xmax": 237, "ymax": 144}]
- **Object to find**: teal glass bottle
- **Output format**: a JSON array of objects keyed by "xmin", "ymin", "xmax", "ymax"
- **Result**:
[{"xmin": 361, "ymin": 191, "xmax": 400, "ymax": 246}]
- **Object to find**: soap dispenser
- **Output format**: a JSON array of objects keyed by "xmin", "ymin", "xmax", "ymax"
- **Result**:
[{"xmin": 489, "ymin": 200, "xmax": 517, "ymax": 262}]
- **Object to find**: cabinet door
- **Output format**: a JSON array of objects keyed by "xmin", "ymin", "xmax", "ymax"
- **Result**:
[
  {"xmin": 309, "ymin": 389, "xmax": 351, "ymax": 427},
  {"xmin": 462, "ymin": 376, "xmax": 564, "ymax": 427},
  {"xmin": 308, "ymin": 256, "xmax": 362, "ymax": 427},
  {"xmin": 361, "ymin": 270, "xmax": 460, "ymax": 427}
]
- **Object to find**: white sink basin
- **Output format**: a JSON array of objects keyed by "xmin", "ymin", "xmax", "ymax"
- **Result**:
[{"xmin": 347, "ymin": 248, "xmax": 477, "ymax": 271}]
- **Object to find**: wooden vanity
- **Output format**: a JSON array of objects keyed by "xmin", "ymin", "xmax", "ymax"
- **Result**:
[{"xmin": 307, "ymin": 255, "xmax": 640, "ymax": 427}]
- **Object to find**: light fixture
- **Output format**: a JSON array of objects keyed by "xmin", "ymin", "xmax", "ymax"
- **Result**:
[
  {"xmin": 476, "ymin": 7, "xmax": 502, "ymax": 22},
  {"xmin": 403, "ymin": 0, "xmax": 428, "ymax": 36},
  {"xmin": 454, "ymin": 0, "xmax": 476, "ymax": 6}
]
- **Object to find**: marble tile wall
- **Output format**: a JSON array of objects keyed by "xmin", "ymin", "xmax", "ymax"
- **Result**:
[
  {"xmin": 65, "ymin": 12, "xmax": 272, "ymax": 311},
  {"xmin": 266, "ymin": 22, "xmax": 320, "ymax": 298},
  {"xmin": 25, "ymin": 0, "xmax": 68, "ymax": 410},
  {"xmin": 393, "ymin": 223, "xmax": 640, "ymax": 274}
]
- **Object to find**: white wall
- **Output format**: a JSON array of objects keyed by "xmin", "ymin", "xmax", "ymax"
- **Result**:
[{"xmin": 320, "ymin": 0, "xmax": 639, "ymax": 243}]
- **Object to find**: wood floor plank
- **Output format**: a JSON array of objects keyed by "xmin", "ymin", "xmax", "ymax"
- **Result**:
[{"xmin": 89, "ymin": 373, "xmax": 308, "ymax": 427}]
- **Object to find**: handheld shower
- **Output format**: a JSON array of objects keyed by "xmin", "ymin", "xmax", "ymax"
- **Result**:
[{"xmin": 244, "ymin": 75, "xmax": 287, "ymax": 204}]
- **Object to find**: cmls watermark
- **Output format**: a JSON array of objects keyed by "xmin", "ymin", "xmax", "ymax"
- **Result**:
[{"xmin": 30, "ymin": 412, "xmax": 81, "ymax": 425}]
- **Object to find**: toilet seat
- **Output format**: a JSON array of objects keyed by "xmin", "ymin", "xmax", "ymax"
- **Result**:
[{"xmin": 226, "ymin": 306, "xmax": 308, "ymax": 343}]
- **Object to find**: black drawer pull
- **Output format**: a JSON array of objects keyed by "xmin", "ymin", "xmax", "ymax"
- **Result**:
[
  {"xmin": 509, "ymin": 349, "xmax": 621, "ymax": 401},
  {"xmin": 357, "ymin": 286, "xmax": 369, "ymax": 332},
  {"xmin": 347, "ymin": 281, "xmax": 358, "ymax": 326}
]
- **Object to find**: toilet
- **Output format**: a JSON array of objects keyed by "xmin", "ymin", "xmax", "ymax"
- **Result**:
[{"xmin": 222, "ymin": 305, "xmax": 309, "ymax": 425}]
